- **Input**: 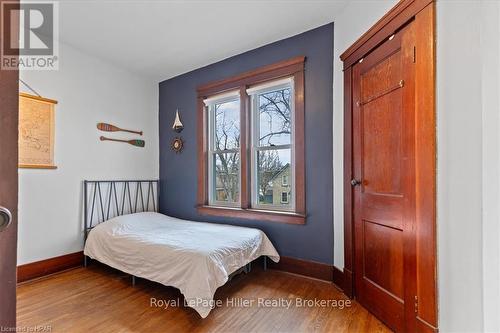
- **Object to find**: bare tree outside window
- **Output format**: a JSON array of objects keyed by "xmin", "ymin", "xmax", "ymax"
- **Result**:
[
  {"xmin": 212, "ymin": 100, "xmax": 240, "ymax": 204},
  {"xmin": 209, "ymin": 85, "xmax": 293, "ymax": 209},
  {"xmin": 256, "ymin": 87, "xmax": 293, "ymax": 208},
  {"xmin": 259, "ymin": 88, "xmax": 292, "ymax": 146}
]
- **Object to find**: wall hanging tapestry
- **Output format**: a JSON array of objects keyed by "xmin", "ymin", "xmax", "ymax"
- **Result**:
[{"xmin": 18, "ymin": 93, "xmax": 58, "ymax": 169}]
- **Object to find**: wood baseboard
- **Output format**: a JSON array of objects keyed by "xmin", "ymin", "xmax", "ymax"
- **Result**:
[
  {"xmin": 16, "ymin": 252, "xmax": 345, "ymax": 294},
  {"xmin": 268, "ymin": 256, "xmax": 334, "ymax": 282},
  {"xmin": 17, "ymin": 251, "xmax": 84, "ymax": 283},
  {"xmin": 343, "ymin": 268, "xmax": 353, "ymax": 298},
  {"xmin": 332, "ymin": 266, "xmax": 345, "ymax": 291}
]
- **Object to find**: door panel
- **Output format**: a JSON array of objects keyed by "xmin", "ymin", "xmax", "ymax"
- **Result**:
[
  {"xmin": 363, "ymin": 221, "xmax": 404, "ymax": 299},
  {"xmin": 362, "ymin": 94, "xmax": 402, "ymax": 196},
  {"xmin": 360, "ymin": 51, "xmax": 402, "ymax": 101},
  {"xmin": 353, "ymin": 23, "xmax": 416, "ymax": 333},
  {"xmin": 0, "ymin": 0, "xmax": 19, "ymax": 328}
]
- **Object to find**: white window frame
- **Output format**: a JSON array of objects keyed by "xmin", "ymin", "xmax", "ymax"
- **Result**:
[
  {"xmin": 205, "ymin": 91, "xmax": 241, "ymax": 208},
  {"xmin": 249, "ymin": 77, "xmax": 295, "ymax": 212}
]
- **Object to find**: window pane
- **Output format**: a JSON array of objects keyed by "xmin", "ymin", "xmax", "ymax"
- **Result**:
[
  {"xmin": 215, "ymin": 100, "xmax": 240, "ymax": 150},
  {"xmin": 257, "ymin": 149, "xmax": 291, "ymax": 208},
  {"xmin": 213, "ymin": 152, "xmax": 239, "ymax": 204},
  {"xmin": 258, "ymin": 87, "xmax": 292, "ymax": 146}
]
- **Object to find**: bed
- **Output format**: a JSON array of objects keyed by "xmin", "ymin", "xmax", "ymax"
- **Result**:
[{"xmin": 82, "ymin": 180, "xmax": 280, "ymax": 318}]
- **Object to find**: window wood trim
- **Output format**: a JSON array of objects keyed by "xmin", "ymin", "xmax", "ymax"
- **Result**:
[
  {"xmin": 197, "ymin": 56, "xmax": 306, "ymax": 224},
  {"xmin": 197, "ymin": 56, "xmax": 305, "ymax": 97},
  {"xmin": 197, "ymin": 205, "xmax": 305, "ymax": 225}
]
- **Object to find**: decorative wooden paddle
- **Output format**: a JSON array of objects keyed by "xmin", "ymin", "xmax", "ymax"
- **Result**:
[
  {"xmin": 100, "ymin": 136, "xmax": 145, "ymax": 148},
  {"xmin": 97, "ymin": 123, "xmax": 143, "ymax": 136}
]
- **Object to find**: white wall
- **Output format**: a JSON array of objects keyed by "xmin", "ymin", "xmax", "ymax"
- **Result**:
[
  {"xmin": 480, "ymin": 2, "xmax": 500, "ymax": 331},
  {"xmin": 436, "ymin": 1, "xmax": 484, "ymax": 330},
  {"xmin": 438, "ymin": 0, "xmax": 500, "ymax": 330},
  {"xmin": 18, "ymin": 41, "xmax": 159, "ymax": 265},
  {"xmin": 332, "ymin": 0, "xmax": 500, "ymax": 331}
]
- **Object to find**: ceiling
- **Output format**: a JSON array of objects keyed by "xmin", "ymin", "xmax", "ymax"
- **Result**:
[{"xmin": 58, "ymin": 0, "xmax": 348, "ymax": 82}]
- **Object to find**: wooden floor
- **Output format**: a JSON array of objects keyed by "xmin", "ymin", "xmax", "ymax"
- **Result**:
[{"xmin": 17, "ymin": 264, "xmax": 391, "ymax": 333}]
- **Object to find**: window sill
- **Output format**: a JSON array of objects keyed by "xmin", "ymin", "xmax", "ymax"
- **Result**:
[{"xmin": 196, "ymin": 205, "xmax": 306, "ymax": 225}]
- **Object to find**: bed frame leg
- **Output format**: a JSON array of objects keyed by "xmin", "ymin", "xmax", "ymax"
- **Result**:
[
  {"xmin": 132, "ymin": 275, "xmax": 136, "ymax": 286},
  {"xmin": 84, "ymin": 255, "xmax": 88, "ymax": 268},
  {"xmin": 247, "ymin": 262, "xmax": 252, "ymax": 273},
  {"xmin": 263, "ymin": 256, "xmax": 267, "ymax": 271}
]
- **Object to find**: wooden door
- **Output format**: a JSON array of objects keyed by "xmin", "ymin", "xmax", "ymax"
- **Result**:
[
  {"xmin": 0, "ymin": 0, "xmax": 19, "ymax": 328},
  {"xmin": 352, "ymin": 22, "xmax": 416, "ymax": 332}
]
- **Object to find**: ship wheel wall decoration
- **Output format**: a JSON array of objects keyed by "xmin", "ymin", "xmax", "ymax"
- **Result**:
[{"xmin": 171, "ymin": 137, "xmax": 184, "ymax": 153}]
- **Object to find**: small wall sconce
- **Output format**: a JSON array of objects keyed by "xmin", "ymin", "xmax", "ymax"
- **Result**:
[{"xmin": 172, "ymin": 109, "xmax": 184, "ymax": 133}]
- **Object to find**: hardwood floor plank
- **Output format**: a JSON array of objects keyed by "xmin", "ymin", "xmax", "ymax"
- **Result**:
[{"xmin": 17, "ymin": 264, "xmax": 391, "ymax": 333}]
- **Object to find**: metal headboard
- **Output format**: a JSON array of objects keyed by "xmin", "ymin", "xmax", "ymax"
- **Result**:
[{"xmin": 83, "ymin": 180, "xmax": 159, "ymax": 241}]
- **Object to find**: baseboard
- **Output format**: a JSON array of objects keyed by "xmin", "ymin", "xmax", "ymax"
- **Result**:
[
  {"xmin": 268, "ymin": 256, "xmax": 333, "ymax": 282},
  {"xmin": 17, "ymin": 251, "xmax": 84, "ymax": 283},
  {"xmin": 343, "ymin": 268, "xmax": 353, "ymax": 298},
  {"xmin": 16, "ymin": 252, "xmax": 342, "ymax": 289},
  {"xmin": 332, "ymin": 266, "xmax": 345, "ymax": 291}
]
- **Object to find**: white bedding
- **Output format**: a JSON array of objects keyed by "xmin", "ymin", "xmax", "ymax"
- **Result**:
[{"xmin": 83, "ymin": 212, "xmax": 280, "ymax": 318}]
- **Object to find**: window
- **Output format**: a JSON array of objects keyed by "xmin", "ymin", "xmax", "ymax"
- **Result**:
[
  {"xmin": 205, "ymin": 92, "xmax": 241, "ymax": 207},
  {"xmin": 281, "ymin": 191, "xmax": 289, "ymax": 204},
  {"xmin": 249, "ymin": 78, "xmax": 293, "ymax": 211},
  {"xmin": 197, "ymin": 56, "xmax": 306, "ymax": 224}
]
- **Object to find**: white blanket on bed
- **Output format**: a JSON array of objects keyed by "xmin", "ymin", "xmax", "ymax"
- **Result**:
[{"xmin": 83, "ymin": 212, "xmax": 280, "ymax": 318}]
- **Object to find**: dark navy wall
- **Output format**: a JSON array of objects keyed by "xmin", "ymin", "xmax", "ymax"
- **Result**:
[{"xmin": 159, "ymin": 23, "xmax": 334, "ymax": 264}]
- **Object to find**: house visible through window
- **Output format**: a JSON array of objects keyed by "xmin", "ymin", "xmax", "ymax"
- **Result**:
[
  {"xmin": 281, "ymin": 191, "xmax": 289, "ymax": 204},
  {"xmin": 197, "ymin": 56, "xmax": 306, "ymax": 224},
  {"xmin": 249, "ymin": 78, "xmax": 294, "ymax": 211}
]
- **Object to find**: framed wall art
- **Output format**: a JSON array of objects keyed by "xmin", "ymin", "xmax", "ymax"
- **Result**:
[{"xmin": 18, "ymin": 93, "xmax": 58, "ymax": 169}]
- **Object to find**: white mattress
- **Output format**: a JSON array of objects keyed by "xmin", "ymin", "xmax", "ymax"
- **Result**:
[{"xmin": 83, "ymin": 212, "xmax": 280, "ymax": 318}]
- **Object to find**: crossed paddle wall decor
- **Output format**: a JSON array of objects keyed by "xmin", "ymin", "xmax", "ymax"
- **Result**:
[{"xmin": 97, "ymin": 123, "xmax": 145, "ymax": 148}]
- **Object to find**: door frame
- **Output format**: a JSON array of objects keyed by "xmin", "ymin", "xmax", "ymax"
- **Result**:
[
  {"xmin": 0, "ymin": 0, "xmax": 19, "ymax": 328},
  {"xmin": 341, "ymin": 0, "xmax": 437, "ymax": 331}
]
